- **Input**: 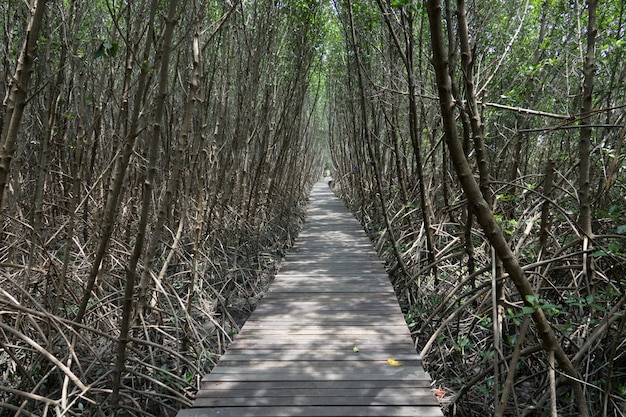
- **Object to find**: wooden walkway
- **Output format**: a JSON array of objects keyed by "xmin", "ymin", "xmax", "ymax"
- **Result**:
[{"xmin": 177, "ymin": 181, "xmax": 443, "ymax": 417}]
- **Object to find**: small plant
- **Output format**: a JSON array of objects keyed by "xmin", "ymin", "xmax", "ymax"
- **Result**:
[
  {"xmin": 452, "ymin": 335, "xmax": 472, "ymax": 355},
  {"xmin": 564, "ymin": 294, "xmax": 607, "ymax": 312},
  {"xmin": 524, "ymin": 294, "xmax": 562, "ymax": 317}
]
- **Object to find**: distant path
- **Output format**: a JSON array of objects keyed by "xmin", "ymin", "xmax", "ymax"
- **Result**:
[{"xmin": 177, "ymin": 180, "xmax": 443, "ymax": 417}]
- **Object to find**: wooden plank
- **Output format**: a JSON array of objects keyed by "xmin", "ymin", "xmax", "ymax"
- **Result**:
[
  {"xmin": 280, "ymin": 262, "xmax": 385, "ymax": 268},
  {"xmin": 243, "ymin": 317, "xmax": 405, "ymax": 325},
  {"xmin": 200, "ymin": 380, "xmax": 434, "ymax": 391},
  {"xmin": 195, "ymin": 387, "xmax": 433, "ymax": 399},
  {"xmin": 219, "ymin": 352, "xmax": 421, "ymax": 361},
  {"xmin": 193, "ymin": 394, "xmax": 440, "ymax": 407},
  {"xmin": 226, "ymin": 341, "xmax": 418, "ymax": 352},
  {"xmin": 269, "ymin": 277, "xmax": 391, "ymax": 283},
  {"xmin": 202, "ymin": 370, "xmax": 432, "ymax": 382},
  {"xmin": 266, "ymin": 287, "xmax": 391, "ymax": 293},
  {"xmin": 240, "ymin": 322, "xmax": 405, "ymax": 329},
  {"xmin": 282, "ymin": 257, "xmax": 380, "ymax": 262},
  {"xmin": 243, "ymin": 312, "xmax": 402, "ymax": 320},
  {"xmin": 238, "ymin": 324, "xmax": 410, "ymax": 332},
  {"xmin": 178, "ymin": 405, "xmax": 444, "ymax": 417},
  {"xmin": 254, "ymin": 296, "xmax": 402, "ymax": 304},
  {"xmin": 235, "ymin": 329, "xmax": 410, "ymax": 338},
  {"xmin": 231, "ymin": 334, "xmax": 414, "ymax": 342},
  {"xmin": 241, "ymin": 318, "xmax": 405, "ymax": 326},
  {"xmin": 241, "ymin": 321, "xmax": 410, "ymax": 330},
  {"xmin": 256, "ymin": 300, "xmax": 398, "ymax": 306},
  {"xmin": 261, "ymin": 292, "xmax": 397, "ymax": 299},
  {"xmin": 276, "ymin": 270, "xmax": 388, "ymax": 276},
  {"xmin": 205, "ymin": 361, "xmax": 427, "ymax": 372},
  {"xmin": 225, "ymin": 346, "xmax": 418, "ymax": 355},
  {"xmin": 250, "ymin": 307, "xmax": 404, "ymax": 315},
  {"xmin": 215, "ymin": 358, "xmax": 424, "ymax": 367},
  {"xmin": 288, "ymin": 250, "xmax": 374, "ymax": 254}
]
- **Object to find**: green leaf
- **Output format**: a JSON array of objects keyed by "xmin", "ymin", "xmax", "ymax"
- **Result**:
[
  {"xmin": 109, "ymin": 42, "xmax": 119, "ymax": 56},
  {"xmin": 93, "ymin": 41, "xmax": 119, "ymax": 59},
  {"xmin": 617, "ymin": 225, "xmax": 626, "ymax": 234},
  {"xmin": 522, "ymin": 306, "xmax": 536, "ymax": 315},
  {"xmin": 353, "ymin": 346, "xmax": 359, "ymax": 353},
  {"xmin": 391, "ymin": 0, "xmax": 410, "ymax": 7},
  {"xmin": 93, "ymin": 43, "xmax": 104, "ymax": 59},
  {"xmin": 589, "ymin": 303, "xmax": 607, "ymax": 312}
]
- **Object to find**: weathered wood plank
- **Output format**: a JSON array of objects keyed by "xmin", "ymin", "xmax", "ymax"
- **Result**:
[
  {"xmin": 195, "ymin": 387, "xmax": 433, "ymax": 399},
  {"xmin": 219, "ymin": 352, "xmax": 421, "ymax": 361},
  {"xmin": 199, "ymin": 380, "xmax": 434, "ymax": 391},
  {"xmin": 214, "ymin": 358, "xmax": 424, "ymax": 367},
  {"xmin": 267, "ymin": 287, "xmax": 391, "ymax": 293},
  {"xmin": 242, "ymin": 317, "xmax": 401, "ymax": 325},
  {"xmin": 236, "ymin": 325, "xmax": 410, "ymax": 333},
  {"xmin": 178, "ymin": 405, "xmax": 444, "ymax": 417},
  {"xmin": 243, "ymin": 312, "xmax": 401, "ymax": 320},
  {"xmin": 193, "ymin": 394, "xmax": 440, "ymax": 407},
  {"xmin": 230, "ymin": 335, "xmax": 410, "ymax": 344},
  {"xmin": 250, "ymin": 307, "xmax": 404, "ymax": 315},
  {"xmin": 201, "ymin": 370, "xmax": 432, "ymax": 382},
  {"xmin": 204, "ymin": 360, "xmax": 427, "ymax": 371},
  {"xmin": 261, "ymin": 292, "xmax": 398, "ymax": 300},
  {"xmin": 240, "ymin": 322, "xmax": 410, "ymax": 330},
  {"xmin": 276, "ymin": 270, "xmax": 389, "ymax": 276},
  {"xmin": 270, "ymin": 275, "xmax": 391, "ymax": 281},
  {"xmin": 226, "ymin": 341, "xmax": 418, "ymax": 352}
]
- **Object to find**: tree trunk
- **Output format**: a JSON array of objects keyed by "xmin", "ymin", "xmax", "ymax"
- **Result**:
[
  {"xmin": 578, "ymin": 0, "xmax": 597, "ymax": 292},
  {"xmin": 110, "ymin": 0, "xmax": 179, "ymax": 411},
  {"xmin": 0, "ymin": 0, "xmax": 47, "ymax": 227},
  {"xmin": 375, "ymin": 0, "xmax": 437, "ymax": 280},
  {"xmin": 135, "ymin": 31, "xmax": 201, "ymax": 322}
]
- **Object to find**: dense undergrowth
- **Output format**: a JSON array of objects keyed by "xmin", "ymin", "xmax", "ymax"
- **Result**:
[
  {"xmin": 0, "ymin": 193, "xmax": 310, "ymax": 416},
  {"xmin": 332, "ymin": 176, "xmax": 626, "ymax": 417}
]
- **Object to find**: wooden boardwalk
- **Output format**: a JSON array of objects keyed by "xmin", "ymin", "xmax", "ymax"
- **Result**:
[{"xmin": 177, "ymin": 181, "xmax": 443, "ymax": 417}]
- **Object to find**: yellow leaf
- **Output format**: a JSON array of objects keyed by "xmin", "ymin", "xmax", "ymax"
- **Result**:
[{"xmin": 387, "ymin": 357, "xmax": 402, "ymax": 366}]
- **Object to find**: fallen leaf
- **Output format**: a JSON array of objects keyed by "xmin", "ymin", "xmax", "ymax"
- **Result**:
[
  {"xmin": 353, "ymin": 346, "xmax": 359, "ymax": 353},
  {"xmin": 387, "ymin": 357, "xmax": 402, "ymax": 366},
  {"xmin": 433, "ymin": 386, "xmax": 445, "ymax": 398}
]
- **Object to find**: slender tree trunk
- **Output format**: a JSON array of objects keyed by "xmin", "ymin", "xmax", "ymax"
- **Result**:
[
  {"xmin": 375, "ymin": 1, "xmax": 437, "ymax": 279},
  {"xmin": 28, "ymin": 20, "xmax": 69, "ymax": 302},
  {"xmin": 110, "ymin": 0, "xmax": 179, "ymax": 411},
  {"xmin": 425, "ymin": 2, "xmax": 589, "ymax": 415},
  {"xmin": 0, "ymin": 0, "xmax": 47, "ymax": 228},
  {"xmin": 74, "ymin": 0, "xmax": 157, "ymax": 325},
  {"xmin": 539, "ymin": 158, "xmax": 555, "ymax": 252},
  {"xmin": 579, "ymin": 0, "xmax": 597, "ymax": 292},
  {"xmin": 455, "ymin": 0, "xmax": 508, "ymax": 406},
  {"xmin": 135, "ymin": 31, "xmax": 201, "ymax": 321},
  {"xmin": 579, "ymin": 0, "xmax": 597, "ymax": 237}
]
